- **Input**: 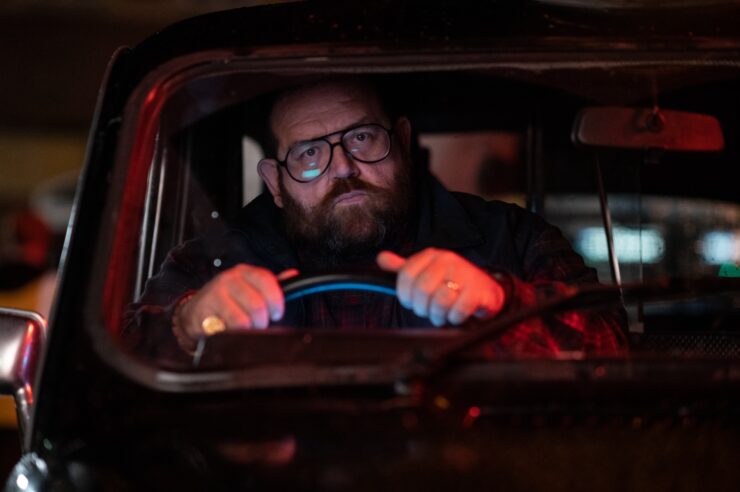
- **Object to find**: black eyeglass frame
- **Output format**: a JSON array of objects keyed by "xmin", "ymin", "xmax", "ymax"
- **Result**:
[{"xmin": 276, "ymin": 123, "xmax": 395, "ymax": 183}]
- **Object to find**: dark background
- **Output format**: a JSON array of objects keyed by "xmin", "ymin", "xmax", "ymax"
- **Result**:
[
  {"xmin": 0, "ymin": 1, "xmax": 281, "ymax": 202},
  {"xmin": 0, "ymin": 0, "xmax": 281, "ymax": 479}
]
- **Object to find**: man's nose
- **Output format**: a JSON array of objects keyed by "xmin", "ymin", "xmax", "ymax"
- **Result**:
[{"xmin": 329, "ymin": 142, "xmax": 360, "ymax": 179}]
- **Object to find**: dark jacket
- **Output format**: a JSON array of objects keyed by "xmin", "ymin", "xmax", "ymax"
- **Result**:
[{"xmin": 124, "ymin": 175, "xmax": 626, "ymax": 364}]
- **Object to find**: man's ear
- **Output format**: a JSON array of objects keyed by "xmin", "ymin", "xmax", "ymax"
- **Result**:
[
  {"xmin": 395, "ymin": 116, "xmax": 412, "ymax": 157},
  {"xmin": 257, "ymin": 158, "xmax": 284, "ymax": 208}
]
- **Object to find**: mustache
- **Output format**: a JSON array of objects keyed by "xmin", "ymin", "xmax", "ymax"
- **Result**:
[{"xmin": 320, "ymin": 177, "xmax": 387, "ymax": 207}]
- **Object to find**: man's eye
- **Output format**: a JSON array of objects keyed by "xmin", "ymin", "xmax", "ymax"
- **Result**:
[
  {"xmin": 294, "ymin": 145, "xmax": 321, "ymax": 162},
  {"xmin": 350, "ymin": 132, "xmax": 373, "ymax": 144}
]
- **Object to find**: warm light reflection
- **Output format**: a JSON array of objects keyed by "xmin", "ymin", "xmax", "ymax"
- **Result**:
[
  {"xmin": 217, "ymin": 437, "xmax": 296, "ymax": 465},
  {"xmin": 0, "ymin": 319, "xmax": 42, "ymax": 389},
  {"xmin": 0, "ymin": 335, "xmax": 22, "ymax": 380},
  {"xmin": 24, "ymin": 383, "xmax": 34, "ymax": 406},
  {"xmin": 145, "ymin": 87, "xmax": 158, "ymax": 105},
  {"xmin": 462, "ymin": 406, "xmax": 481, "ymax": 428},
  {"xmin": 21, "ymin": 322, "xmax": 38, "ymax": 378}
]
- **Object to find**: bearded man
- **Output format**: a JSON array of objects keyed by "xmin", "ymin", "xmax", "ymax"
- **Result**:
[{"xmin": 125, "ymin": 78, "xmax": 626, "ymax": 360}]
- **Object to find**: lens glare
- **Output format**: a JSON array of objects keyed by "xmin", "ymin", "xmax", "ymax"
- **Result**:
[
  {"xmin": 288, "ymin": 141, "xmax": 330, "ymax": 181},
  {"xmin": 284, "ymin": 124, "xmax": 391, "ymax": 182}
]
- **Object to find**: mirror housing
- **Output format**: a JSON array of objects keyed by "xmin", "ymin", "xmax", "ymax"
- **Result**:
[
  {"xmin": 0, "ymin": 307, "xmax": 46, "ymax": 445},
  {"xmin": 572, "ymin": 106, "xmax": 725, "ymax": 152}
]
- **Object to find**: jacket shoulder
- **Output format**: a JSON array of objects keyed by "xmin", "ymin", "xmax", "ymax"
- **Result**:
[{"xmin": 449, "ymin": 191, "xmax": 549, "ymax": 236}]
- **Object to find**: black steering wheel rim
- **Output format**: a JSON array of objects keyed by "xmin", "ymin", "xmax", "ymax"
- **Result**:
[{"xmin": 280, "ymin": 271, "xmax": 397, "ymax": 302}]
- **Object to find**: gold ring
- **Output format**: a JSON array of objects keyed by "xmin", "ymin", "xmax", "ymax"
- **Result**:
[
  {"xmin": 445, "ymin": 280, "xmax": 460, "ymax": 292},
  {"xmin": 201, "ymin": 315, "xmax": 226, "ymax": 336}
]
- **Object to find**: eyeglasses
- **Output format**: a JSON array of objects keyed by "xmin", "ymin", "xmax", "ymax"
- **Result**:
[{"xmin": 277, "ymin": 123, "xmax": 393, "ymax": 183}]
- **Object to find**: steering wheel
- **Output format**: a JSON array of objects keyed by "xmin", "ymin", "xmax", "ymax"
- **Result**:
[{"xmin": 280, "ymin": 271, "xmax": 397, "ymax": 302}]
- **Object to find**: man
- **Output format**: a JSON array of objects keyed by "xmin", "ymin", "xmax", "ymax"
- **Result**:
[{"xmin": 125, "ymin": 78, "xmax": 626, "ymax": 361}]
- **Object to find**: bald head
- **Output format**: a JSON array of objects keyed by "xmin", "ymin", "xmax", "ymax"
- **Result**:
[{"xmin": 269, "ymin": 78, "xmax": 392, "ymax": 159}]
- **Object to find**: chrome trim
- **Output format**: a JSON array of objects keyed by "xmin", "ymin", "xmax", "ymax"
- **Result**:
[
  {"xmin": 135, "ymin": 130, "xmax": 163, "ymax": 297},
  {"xmin": 148, "ymin": 135, "xmax": 167, "ymax": 282},
  {"xmin": 0, "ymin": 308, "xmax": 46, "ymax": 449}
]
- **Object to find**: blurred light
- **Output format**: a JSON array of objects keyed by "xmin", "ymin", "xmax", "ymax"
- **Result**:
[
  {"xmin": 0, "ymin": 335, "xmax": 23, "ymax": 379},
  {"xmin": 16, "ymin": 473, "xmax": 29, "ymax": 491},
  {"xmin": 719, "ymin": 263, "xmax": 740, "ymax": 278},
  {"xmin": 701, "ymin": 231, "xmax": 739, "ymax": 265},
  {"xmin": 301, "ymin": 169, "xmax": 321, "ymax": 180},
  {"xmin": 575, "ymin": 227, "xmax": 664, "ymax": 264},
  {"xmin": 463, "ymin": 406, "xmax": 481, "ymax": 428},
  {"xmin": 434, "ymin": 395, "xmax": 450, "ymax": 410}
]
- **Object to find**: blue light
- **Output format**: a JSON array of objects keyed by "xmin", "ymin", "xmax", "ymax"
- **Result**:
[
  {"xmin": 575, "ymin": 227, "xmax": 665, "ymax": 264},
  {"xmin": 285, "ymin": 283, "xmax": 396, "ymax": 302},
  {"xmin": 301, "ymin": 168, "xmax": 321, "ymax": 179},
  {"xmin": 702, "ymin": 231, "xmax": 739, "ymax": 265}
]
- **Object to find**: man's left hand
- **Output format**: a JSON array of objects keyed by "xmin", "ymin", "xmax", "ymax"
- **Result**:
[{"xmin": 377, "ymin": 248, "xmax": 505, "ymax": 327}]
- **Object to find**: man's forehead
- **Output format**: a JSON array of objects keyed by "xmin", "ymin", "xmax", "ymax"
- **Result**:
[{"xmin": 270, "ymin": 82, "xmax": 387, "ymax": 148}]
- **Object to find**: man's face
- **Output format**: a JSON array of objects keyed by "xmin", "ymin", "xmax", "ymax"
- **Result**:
[{"xmin": 259, "ymin": 82, "xmax": 413, "ymax": 262}]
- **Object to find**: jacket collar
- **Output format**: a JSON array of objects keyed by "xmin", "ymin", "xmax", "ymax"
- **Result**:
[
  {"xmin": 412, "ymin": 174, "xmax": 485, "ymax": 252},
  {"xmin": 236, "ymin": 173, "xmax": 485, "ymax": 268}
]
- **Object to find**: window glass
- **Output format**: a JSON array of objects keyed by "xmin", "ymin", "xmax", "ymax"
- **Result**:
[{"xmin": 103, "ymin": 65, "xmax": 739, "ymax": 379}]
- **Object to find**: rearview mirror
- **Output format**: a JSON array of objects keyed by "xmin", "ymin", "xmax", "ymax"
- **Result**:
[
  {"xmin": 572, "ymin": 106, "xmax": 724, "ymax": 152},
  {"xmin": 0, "ymin": 307, "xmax": 46, "ymax": 444}
]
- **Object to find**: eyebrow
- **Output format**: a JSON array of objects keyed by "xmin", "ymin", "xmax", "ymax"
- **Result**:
[{"xmin": 285, "ymin": 117, "xmax": 377, "ymax": 151}]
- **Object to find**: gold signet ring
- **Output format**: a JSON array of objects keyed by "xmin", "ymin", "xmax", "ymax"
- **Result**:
[
  {"xmin": 201, "ymin": 315, "xmax": 226, "ymax": 336},
  {"xmin": 445, "ymin": 280, "xmax": 460, "ymax": 292}
]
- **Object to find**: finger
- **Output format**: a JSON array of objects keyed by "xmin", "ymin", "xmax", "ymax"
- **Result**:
[
  {"xmin": 277, "ymin": 268, "xmax": 300, "ymax": 281},
  {"xmin": 396, "ymin": 248, "xmax": 440, "ymax": 310},
  {"xmin": 236, "ymin": 265, "xmax": 286, "ymax": 322},
  {"xmin": 184, "ymin": 295, "xmax": 251, "ymax": 339},
  {"xmin": 428, "ymin": 285, "xmax": 459, "ymax": 327},
  {"xmin": 377, "ymin": 251, "xmax": 406, "ymax": 272},
  {"xmin": 473, "ymin": 280, "xmax": 506, "ymax": 319},
  {"xmin": 218, "ymin": 295, "xmax": 253, "ymax": 331},
  {"xmin": 447, "ymin": 288, "xmax": 480, "ymax": 325},
  {"xmin": 227, "ymin": 280, "xmax": 271, "ymax": 329},
  {"xmin": 409, "ymin": 260, "xmax": 447, "ymax": 319}
]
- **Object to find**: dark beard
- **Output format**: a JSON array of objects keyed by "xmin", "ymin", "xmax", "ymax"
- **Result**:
[{"xmin": 280, "ymin": 165, "xmax": 415, "ymax": 269}]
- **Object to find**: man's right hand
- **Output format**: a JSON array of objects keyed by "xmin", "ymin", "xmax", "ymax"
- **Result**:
[{"xmin": 172, "ymin": 265, "xmax": 299, "ymax": 348}]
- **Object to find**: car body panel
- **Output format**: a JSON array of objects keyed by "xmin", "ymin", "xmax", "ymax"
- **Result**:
[{"xmin": 2, "ymin": 1, "xmax": 740, "ymax": 489}]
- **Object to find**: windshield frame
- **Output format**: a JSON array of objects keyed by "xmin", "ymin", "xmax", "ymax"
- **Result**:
[{"xmin": 83, "ymin": 41, "xmax": 740, "ymax": 393}]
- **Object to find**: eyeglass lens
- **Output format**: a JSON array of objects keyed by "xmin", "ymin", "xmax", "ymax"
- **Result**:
[{"xmin": 286, "ymin": 124, "xmax": 390, "ymax": 182}]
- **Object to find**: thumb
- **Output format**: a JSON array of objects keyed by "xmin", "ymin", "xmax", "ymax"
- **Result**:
[
  {"xmin": 377, "ymin": 251, "xmax": 406, "ymax": 272},
  {"xmin": 277, "ymin": 268, "xmax": 300, "ymax": 281}
]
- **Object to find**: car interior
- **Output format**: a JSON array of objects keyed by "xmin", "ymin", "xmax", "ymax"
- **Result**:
[{"xmin": 105, "ymin": 65, "xmax": 739, "ymax": 371}]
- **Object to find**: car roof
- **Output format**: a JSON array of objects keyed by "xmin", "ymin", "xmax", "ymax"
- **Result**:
[{"xmin": 128, "ymin": 0, "xmax": 740, "ymax": 68}]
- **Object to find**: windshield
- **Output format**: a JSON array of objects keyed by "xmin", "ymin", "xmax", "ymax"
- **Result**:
[{"xmin": 91, "ymin": 58, "xmax": 739, "ymax": 385}]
